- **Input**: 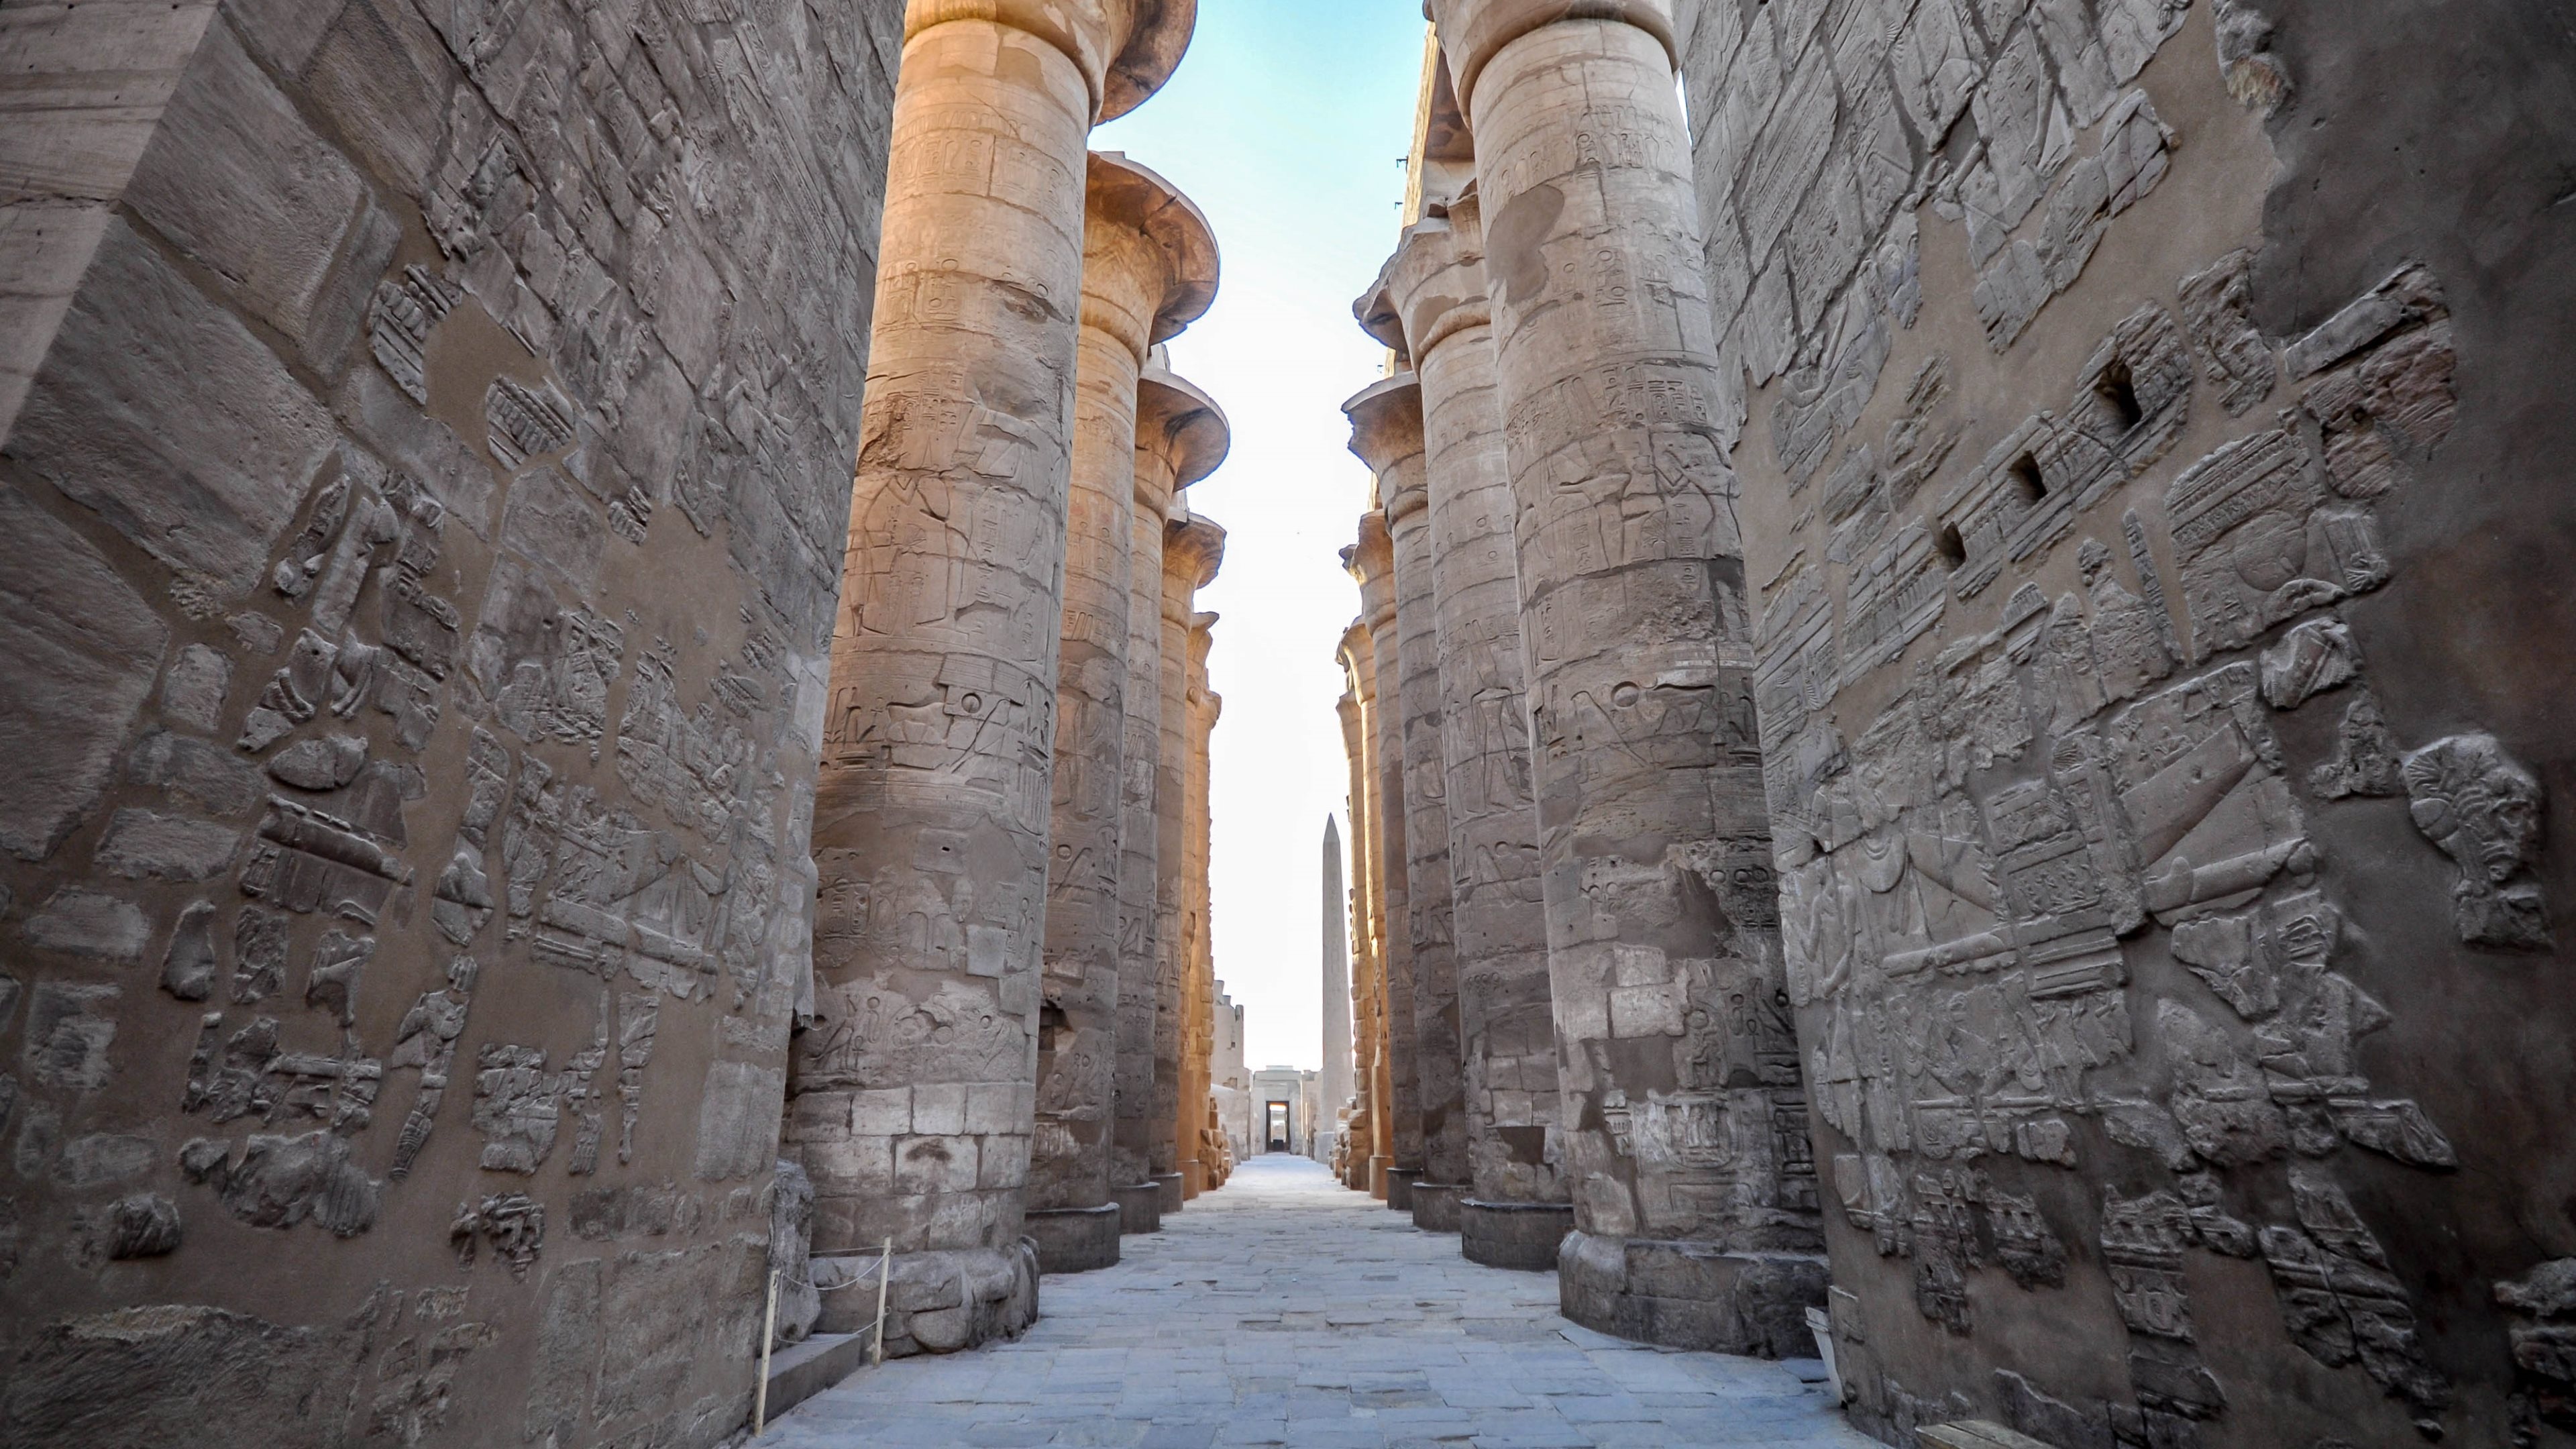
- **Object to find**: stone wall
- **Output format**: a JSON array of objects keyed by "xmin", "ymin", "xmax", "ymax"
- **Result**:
[
  {"xmin": 0, "ymin": 1, "xmax": 902, "ymax": 1442},
  {"xmin": 1685, "ymin": 0, "xmax": 2576, "ymax": 1440}
]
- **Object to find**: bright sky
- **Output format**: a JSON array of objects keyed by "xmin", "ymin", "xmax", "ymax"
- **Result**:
[{"xmin": 1095, "ymin": 4, "xmax": 1428, "ymax": 1072}]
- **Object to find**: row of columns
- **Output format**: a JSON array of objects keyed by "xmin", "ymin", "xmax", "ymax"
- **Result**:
[
  {"xmin": 789, "ymin": 0, "xmax": 1242, "ymax": 1356},
  {"xmin": 1328, "ymin": 1, "xmax": 1828, "ymax": 1352}
]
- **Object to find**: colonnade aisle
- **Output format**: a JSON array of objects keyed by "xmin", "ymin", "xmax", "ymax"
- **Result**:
[{"xmin": 765, "ymin": 1155, "xmax": 1874, "ymax": 1448}]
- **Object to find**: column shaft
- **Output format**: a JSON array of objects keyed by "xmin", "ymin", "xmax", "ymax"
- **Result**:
[
  {"xmin": 1030, "ymin": 155, "xmax": 1215, "ymax": 1273},
  {"xmin": 1156, "ymin": 515, "xmax": 1222, "ymax": 1206},
  {"xmin": 1032, "ymin": 297, "xmax": 1140, "ymax": 1223},
  {"xmin": 1374, "ymin": 201, "xmax": 1566, "ymax": 1214},
  {"xmin": 1436, "ymin": 0, "xmax": 1825, "ymax": 1345},
  {"xmin": 1351, "ymin": 379, "xmax": 1468, "ymax": 1192},
  {"xmin": 1120, "ymin": 363, "xmax": 1226, "ymax": 1197},
  {"xmin": 802, "ymin": 16, "xmax": 1095, "ymax": 1279},
  {"xmin": 1182, "ymin": 614, "xmax": 1220, "ymax": 1195}
]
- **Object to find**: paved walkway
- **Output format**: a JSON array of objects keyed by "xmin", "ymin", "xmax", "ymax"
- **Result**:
[{"xmin": 763, "ymin": 1154, "xmax": 1878, "ymax": 1448}]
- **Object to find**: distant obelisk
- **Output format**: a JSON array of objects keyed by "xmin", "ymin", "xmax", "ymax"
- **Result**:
[{"xmin": 1319, "ymin": 816, "xmax": 1353, "ymax": 1165}]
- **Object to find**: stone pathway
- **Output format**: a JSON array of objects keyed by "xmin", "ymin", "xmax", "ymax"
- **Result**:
[{"xmin": 763, "ymin": 1155, "xmax": 1878, "ymax": 1448}]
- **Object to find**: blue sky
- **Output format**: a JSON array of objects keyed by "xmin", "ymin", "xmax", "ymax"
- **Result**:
[{"xmin": 1095, "ymin": 3, "xmax": 1428, "ymax": 1072}]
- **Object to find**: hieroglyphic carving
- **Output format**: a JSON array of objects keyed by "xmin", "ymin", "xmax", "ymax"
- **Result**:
[
  {"xmin": 2498, "ymin": 1258, "xmax": 2576, "ymax": 1438},
  {"xmin": 451, "ymin": 1192, "xmax": 545, "ymax": 1278},
  {"xmin": 2403, "ymin": 734, "xmax": 2550, "ymax": 950},
  {"xmin": 388, "ymin": 958, "xmax": 478, "ymax": 1178},
  {"xmin": 472, "ymin": 1044, "xmax": 560, "ymax": 1175}
]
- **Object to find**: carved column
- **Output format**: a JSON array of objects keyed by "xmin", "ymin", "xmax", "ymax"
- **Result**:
[
  {"xmin": 798, "ymin": 0, "xmax": 1193, "ymax": 1350},
  {"xmin": 1318, "ymin": 814, "xmax": 1353, "ymax": 1171},
  {"xmin": 1426, "ymin": 0, "xmax": 1825, "ymax": 1347},
  {"xmin": 1347, "ymin": 377, "xmax": 1468, "ymax": 1224},
  {"xmin": 1361, "ymin": 187, "xmax": 1571, "ymax": 1267},
  {"xmin": 1155, "ymin": 511, "xmax": 1223, "ymax": 1209},
  {"xmin": 1333, "ymin": 655, "xmax": 1381, "ymax": 1190},
  {"xmin": 1115, "ymin": 358, "xmax": 1226, "ymax": 1233},
  {"xmin": 1026, "ymin": 153, "xmax": 1216, "ymax": 1274},
  {"xmin": 1181, "ymin": 609, "xmax": 1220, "ymax": 1196},
  {"xmin": 1345, "ymin": 515, "xmax": 1412, "ymax": 1200}
]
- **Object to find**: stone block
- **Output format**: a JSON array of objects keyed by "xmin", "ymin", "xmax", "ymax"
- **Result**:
[
  {"xmin": 1410, "ymin": 1181, "xmax": 1463, "ymax": 1233},
  {"xmin": 11, "ymin": 219, "xmax": 335, "ymax": 592},
  {"xmin": 0, "ymin": 482, "xmax": 170, "ymax": 862},
  {"xmin": 910, "ymin": 1082, "xmax": 968, "ymax": 1135},
  {"xmin": 851, "ymin": 1087, "xmax": 912, "ymax": 1136},
  {"xmin": 1116, "ymin": 1179, "xmax": 1163, "ymax": 1234},
  {"xmin": 1385, "ymin": 1166, "xmax": 1419, "ymax": 1212},
  {"xmin": 125, "ymin": 23, "xmax": 368, "ymax": 350},
  {"xmin": 893, "ymin": 1136, "xmax": 978, "ymax": 1195},
  {"xmin": 1557, "ymin": 1231, "xmax": 1828, "ymax": 1356},
  {"xmin": 692, "ymin": 1060, "xmax": 784, "ymax": 1181},
  {"xmin": 1023, "ymin": 1203, "xmax": 1120, "ymax": 1273},
  {"xmin": 92, "ymin": 808, "xmax": 238, "ymax": 881},
  {"xmin": 1460, "ymin": 1199, "xmax": 1574, "ymax": 1271}
]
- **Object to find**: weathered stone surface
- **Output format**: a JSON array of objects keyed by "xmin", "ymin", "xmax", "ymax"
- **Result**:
[
  {"xmin": 11, "ymin": 219, "xmax": 335, "ymax": 592},
  {"xmin": 0, "ymin": 0, "xmax": 907, "ymax": 1440},
  {"xmin": 21, "ymin": 889, "xmax": 150, "ymax": 963},
  {"xmin": 92, "ymin": 808, "xmax": 239, "ymax": 881},
  {"xmin": 1686, "ymin": 0, "xmax": 2576, "ymax": 1436},
  {"xmin": 0, "ymin": 482, "xmax": 169, "ymax": 863}
]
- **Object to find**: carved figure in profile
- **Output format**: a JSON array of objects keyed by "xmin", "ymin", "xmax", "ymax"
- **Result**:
[{"xmin": 2402, "ymin": 733, "xmax": 2550, "ymax": 949}]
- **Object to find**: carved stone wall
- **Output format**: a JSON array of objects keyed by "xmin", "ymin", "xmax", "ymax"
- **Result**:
[
  {"xmin": 0, "ymin": 1, "xmax": 902, "ymax": 1442},
  {"xmin": 1688, "ymin": 0, "xmax": 2576, "ymax": 1439}
]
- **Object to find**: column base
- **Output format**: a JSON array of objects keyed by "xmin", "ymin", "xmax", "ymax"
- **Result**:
[
  {"xmin": 1116, "ymin": 1181, "xmax": 1163, "ymax": 1234},
  {"xmin": 1459, "ymin": 1199, "xmax": 1574, "ymax": 1271},
  {"xmin": 1556, "ymin": 1230, "xmax": 1828, "ymax": 1356},
  {"xmin": 1409, "ymin": 1181, "xmax": 1464, "ymax": 1232},
  {"xmin": 1022, "ymin": 1204, "xmax": 1122, "ymax": 1273},
  {"xmin": 812, "ymin": 1240, "xmax": 1040, "ymax": 1358},
  {"xmin": 1385, "ymin": 1167, "xmax": 1420, "ymax": 1211},
  {"xmin": 1368, "ymin": 1155, "xmax": 1391, "ymax": 1199},
  {"xmin": 1152, "ymin": 1171, "xmax": 1184, "ymax": 1212},
  {"xmin": 1183, "ymin": 1160, "xmax": 1206, "ymax": 1197}
]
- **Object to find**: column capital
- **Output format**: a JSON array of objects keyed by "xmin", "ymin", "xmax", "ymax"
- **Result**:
[
  {"xmin": 1363, "ymin": 191, "xmax": 1493, "ymax": 364},
  {"xmin": 908, "ymin": 0, "xmax": 1197, "ymax": 124},
  {"xmin": 1166, "ymin": 511, "xmax": 1226, "ymax": 589},
  {"xmin": 1187, "ymin": 610, "xmax": 1218, "ymax": 669},
  {"xmin": 1085, "ymin": 152, "xmax": 1219, "ymax": 358},
  {"xmin": 1338, "ymin": 621, "xmax": 1375, "ymax": 684},
  {"xmin": 1426, "ymin": 0, "xmax": 1678, "ymax": 115},
  {"xmin": 1346, "ymin": 511, "xmax": 1398, "ymax": 628},
  {"xmin": 1137, "ymin": 360, "xmax": 1230, "ymax": 504},
  {"xmin": 1344, "ymin": 374, "xmax": 1424, "ymax": 468}
]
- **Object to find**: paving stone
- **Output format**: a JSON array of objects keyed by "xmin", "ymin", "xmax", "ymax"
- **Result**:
[{"xmin": 765, "ymin": 1158, "xmax": 1873, "ymax": 1448}]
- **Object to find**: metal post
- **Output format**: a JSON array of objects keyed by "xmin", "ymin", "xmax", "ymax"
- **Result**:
[
  {"xmin": 871, "ymin": 1236, "xmax": 892, "ymax": 1366},
  {"xmin": 754, "ymin": 1268, "xmax": 779, "ymax": 1435}
]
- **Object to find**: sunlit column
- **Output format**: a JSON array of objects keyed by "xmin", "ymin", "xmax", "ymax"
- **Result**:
[
  {"xmin": 1026, "ymin": 153, "xmax": 1216, "ymax": 1273},
  {"xmin": 1426, "ymin": 0, "xmax": 1823, "ymax": 1348},
  {"xmin": 798, "ymin": 0, "xmax": 1197, "ymax": 1348}
]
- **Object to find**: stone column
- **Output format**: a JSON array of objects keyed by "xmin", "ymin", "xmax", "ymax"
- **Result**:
[
  {"xmin": 1361, "ymin": 187, "xmax": 1572, "ymax": 1269},
  {"xmin": 1427, "ymin": 0, "xmax": 1825, "ymax": 1348},
  {"xmin": 1347, "ymin": 377, "xmax": 1468, "ymax": 1228},
  {"xmin": 1027, "ymin": 153, "xmax": 1216, "ymax": 1275},
  {"xmin": 1155, "ymin": 511, "xmax": 1224, "ymax": 1209},
  {"xmin": 1116, "ymin": 358, "xmax": 1227, "ymax": 1234},
  {"xmin": 799, "ymin": 0, "xmax": 1193, "ymax": 1352},
  {"xmin": 1181, "ymin": 609, "xmax": 1221, "ymax": 1196},
  {"xmin": 1332, "ymin": 661, "xmax": 1381, "ymax": 1190},
  {"xmin": 1345, "ymin": 515, "xmax": 1412, "ymax": 1201},
  {"xmin": 1319, "ymin": 814, "xmax": 1353, "ymax": 1171}
]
